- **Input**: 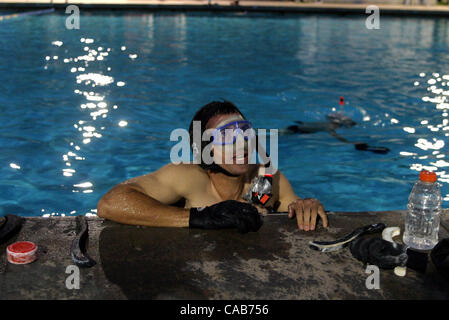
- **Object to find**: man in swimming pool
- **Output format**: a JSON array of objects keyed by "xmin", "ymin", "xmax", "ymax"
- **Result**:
[
  {"xmin": 97, "ymin": 101, "xmax": 328, "ymax": 233},
  {"xmin": 282, "ymin": 112, "xmax": 390, "ymax": 154}
]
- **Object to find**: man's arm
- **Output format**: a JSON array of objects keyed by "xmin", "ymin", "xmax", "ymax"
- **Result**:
[
  {"xmin": 97, "ymin": 163, "xmax": 191, "ymax": 227},
  {"xmin": 277, "ymin": 171, "xmax": 328, "ymax": 231},
  {"xmin": 97, "ymin": 163, "xmax": 264, "ymax": 233},
  {"xmin": 276, "ymin": 171, "xmax": 300, "ymax": 212}
]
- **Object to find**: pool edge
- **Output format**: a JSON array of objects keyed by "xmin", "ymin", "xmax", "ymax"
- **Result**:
[{"xmin": 2, "ymin": 2, "xmax": 449, "ymax": 17}]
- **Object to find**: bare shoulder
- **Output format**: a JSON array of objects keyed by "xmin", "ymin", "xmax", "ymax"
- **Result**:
[
  {"xmin": 124, "ymin": 163, "xmax": 209, "ymax": 198},
  {"xmin": 156, "ymin": 163, "xmax": 209, "ymax": 181},
  {"xmin": 275, "ymin": 169, "xmax": 295, "ymax": 192}
]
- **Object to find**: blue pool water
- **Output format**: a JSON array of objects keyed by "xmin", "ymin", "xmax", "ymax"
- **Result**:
[{"xmin": 1, "ymin": 11, "xmax": 449, "ymax": 216}]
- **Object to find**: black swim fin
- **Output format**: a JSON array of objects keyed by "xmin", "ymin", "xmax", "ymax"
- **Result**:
[{"xmin": 355, "ymin": 143, "xmax": 390, "ymax": 154}]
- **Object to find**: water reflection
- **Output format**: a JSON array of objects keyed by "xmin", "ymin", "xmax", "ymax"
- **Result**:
[
  {"xmin": 404, "ymin": 71, "xmax": 449, "ymax": 203},
  {"xmin": 26, "ymin": 14, "xmax": 448, "ymax": 215},
  {"xmin": 43, "ymin": 37, "xmax": 135, "ymax": 216}
]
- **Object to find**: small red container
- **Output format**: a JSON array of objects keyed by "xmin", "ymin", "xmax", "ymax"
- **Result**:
[{"xmin": 7, "ymin": 241, "xmax": 38, "ymax": 265}]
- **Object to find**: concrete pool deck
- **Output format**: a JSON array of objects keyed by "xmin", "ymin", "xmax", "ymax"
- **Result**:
[
  {"xmin": 1, "ymin": 0, "xmax": 449, "ymax": 16},
  {"xmin": 1, "ymin": 210, "xmax": 448, "ymax": 299}
]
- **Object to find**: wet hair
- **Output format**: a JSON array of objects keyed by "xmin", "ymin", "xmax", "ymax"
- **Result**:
[
  {"xmin": 326, "ymin": 112, "xmax": 357, "ymax": 128},
  {"xmin": 188, "ymin": 100, "xmax": 246, "ymax": 172}
]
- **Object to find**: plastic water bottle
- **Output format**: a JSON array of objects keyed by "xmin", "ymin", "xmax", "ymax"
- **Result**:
[{"xmin": 403, "ymin": 170, "xmax": 441, "ymax": 250}]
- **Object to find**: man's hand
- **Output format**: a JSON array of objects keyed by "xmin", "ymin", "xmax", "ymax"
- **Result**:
[{"xmin": 287, "ymin": 198, "xmax": 328, "ymax": 231}]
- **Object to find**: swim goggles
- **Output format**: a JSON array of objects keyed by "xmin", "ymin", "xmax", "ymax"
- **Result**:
[{"xmin": 212, "ymin": 120, "xmax": 256, "ymax": 145}]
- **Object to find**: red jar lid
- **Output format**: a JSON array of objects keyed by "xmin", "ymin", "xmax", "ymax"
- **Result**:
[{"xmin": 7, "ymin": 241, "xmax": 37, "ymax": 265}]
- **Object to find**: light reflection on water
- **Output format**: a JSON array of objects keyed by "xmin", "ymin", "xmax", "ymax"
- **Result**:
[
  {"xmin": 403, "ymin": 72, "xmax": 449, "ymax": 201},
  {"xmin": 42, "ymin": 36, "xmax": 139, "ymax": 216},
  {"xmin": 0, "ymin": 13, "xmax": 449, "ymax": 216}
]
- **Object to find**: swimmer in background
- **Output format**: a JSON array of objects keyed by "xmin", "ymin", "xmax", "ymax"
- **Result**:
[
  {"xmin": 97, "ymin": 100, "xmax": 328, "ymax": 233},
  {"xmin": 281, "ymin": 98, "xmax": 390, "ymax": 154}
]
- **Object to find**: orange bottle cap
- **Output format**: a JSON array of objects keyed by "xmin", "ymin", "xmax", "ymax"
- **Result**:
[{"xmin": 419, "ymin": 170, "xmax": 437, "ymax": 183}]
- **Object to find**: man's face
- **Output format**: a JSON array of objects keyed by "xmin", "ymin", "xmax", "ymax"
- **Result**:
[{"xmin": 206, "ymin": 113, "xmax": 255, "ymax": 176}]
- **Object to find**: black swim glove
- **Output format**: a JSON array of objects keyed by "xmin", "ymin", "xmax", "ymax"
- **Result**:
[
  {"xmin": 189, "ymin": 200, "xmax": 263, "ymax": 233},
  {"xmin": 350, "ymin": 237, "xmax": 408, "ymax": 269},
  {"xmin": 351, "ymin": 237, "xmax": 430, "ymax": 273}
]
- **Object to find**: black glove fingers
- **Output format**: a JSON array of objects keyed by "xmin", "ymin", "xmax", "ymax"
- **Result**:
[
  {"xmin": 227, "ymin": 200, "xmax": 262, "ymax": 232},
  {"xmin": 351, "ymin": 237, "xmax": 408, "ymax": 270},
  {"xmin": 241, "ymin": 206, "xmax": 263, "ymax": 231},
  {"xmin": 236, "ymin": 218, "xmax": 250, "ymax": 234},
  {"xmin": 189, "ymin": 200, "xmax": 263, "ymax": 232},
  {"xmin": 367, "ymin": 238, "xmax": 407, "ymax": 269},
  {"xmin": 240, "ymin": 214, "xmax": 258, "ymax": 233}
]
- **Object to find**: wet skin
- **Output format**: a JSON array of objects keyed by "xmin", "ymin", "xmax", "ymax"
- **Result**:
[{"xmin": 97, "ymin": 113, "xmax": 328, "ymax": 231}]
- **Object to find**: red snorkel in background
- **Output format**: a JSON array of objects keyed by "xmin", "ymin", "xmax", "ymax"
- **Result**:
[{"xmin": 336, "ymin": 95, "xmax": 390, "ymax": 154}]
